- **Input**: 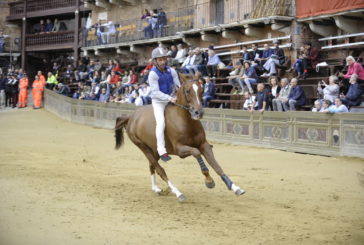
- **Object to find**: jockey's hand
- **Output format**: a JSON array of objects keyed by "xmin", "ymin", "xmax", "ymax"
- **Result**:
[{"xmin": 170, "ymin": 97, "xmax": 177, "ymax": 103}]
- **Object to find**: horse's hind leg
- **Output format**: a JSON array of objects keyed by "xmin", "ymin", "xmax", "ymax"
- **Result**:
[
  {"xmin": 199, "ymin": 142, "xmax": 245, "ymax": 196},
  {"xmin": 176, "ymin": 144, "xmax": 215, "ymax": 189}
]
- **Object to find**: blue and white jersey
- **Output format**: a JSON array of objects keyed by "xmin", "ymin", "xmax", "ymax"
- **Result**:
[{"xmin": 148, "ymin": 66, "xmax": 180, "ymax": 103}]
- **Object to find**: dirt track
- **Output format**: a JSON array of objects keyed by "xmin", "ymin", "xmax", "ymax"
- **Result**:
[{"xmin": 0, "ymin": 108, "xmax": 364, "ymax": 245}]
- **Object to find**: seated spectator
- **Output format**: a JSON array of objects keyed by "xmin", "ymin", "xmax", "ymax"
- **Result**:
[
  {"xmin": 320, "ymin": 99, "xmax": 332, "ymax": 112},
  {"xmin": 312, "ymin": 100, "xmax": 322, "ymax": 112},
  {"xmin": 56, "ymin": 83, "xmax": 70, "ymax": 96},
  {"xmin": 327, "ymin": 98, "xmax": 349, "ymax": 113},
  {"xmin": 128, "ymin": 70, "xmax": 138, "ymax": 85},
  {"xmin": 242, "ymin": 91, "xmax": 255, "ymax": 110},
  {"xmin": 256, "ymin": 43, "xmax": 273, "ymax": 66},
  {"xmin": 90, "ymin": 81, "xmax": 100, "ymax": 100},
  {"xmin": 64, "ymin": 65, "xmax": 74, "ymax": 81},
  {"xmin": 202, "ymin": 76, "xmax": 215, "ymax": 107},
  {"xmin": 139, "ymin": 81, "xmax": 151, "ymax": 105},
  {"xmin": 251, "ymin": 83, "xmax": 269, "ymax": 112},
  {"xmin": 272, "ymin": 39, "xmax": 285, "ymax": 65},
  {"xmin": 302, "ymin": 41, "xmax": 319, "ymax": 79},
  {"xmin": 175, "ymin": 44, "xmax": 187, "ymax": 65},
  {"xmin": 227, "ymin": 61, "xmax": 245, "ymax": 94},
  {"xmin": 52, "ymin": 18, "xmax": 61, "ymax": 32},
  {"xmin": 288, "ymin": 46, "xmax": 306, "ymax": 77},
  {"xmin": 284, "ymin": 78, "xmax": 306, "ymax": 111},
  {"xmin": 168, "ymin": 45, "xmax": 178, "ymax": 58},
  {"xmin": 191, "ymin": 48, "xmax": 206, "ymax": 75},
  {"xmin": 317, "ymin": 75, "xmax": 339, "ymax": 103},
  {"xmin": 268, "ymin": 76, "xmax": 281, "ymax": 110},
  {"xmin": 338, "ymin": 56, "xmax": 364, "ymax": 84},
  {"xmin": 109, "ymin": 71, "xmax": 120, "ymax": 85},
  {"xmin": 206, "ymin": 49, "xmax": 221, "ymax": 78},
  {"xmin": 240, "ymin": 60, "xmax": 258, "ymax": 94},
  {"xmin": 46, "ymin": 72, "xmax": 58, "ymax": 90},
  {"xmin": 248, "ymin": 43, "xmax": 261, "ymax": 64},
  {"xmin": 262, "ymin": 54, "xmax": 280, "ymax": 77},
  {"xmin": 181, "ymin": 50, "xmax": 195, "ymax": 75},
  {"xmin": 72, "ymin": 82, "xmax": 85, "ymax": 99},
  {"xmin": 340, "ymin": 74, "xmax": 363, "ymax": 108},
  {"xmin": 75, "ymin": 60, "xmax": 88, "ymax": 81},
  {"xmin": 45, "ymin": 19, "xmax": 53, "ymax": 33},
  {"xmin": 241, "ymin": 45, "xmax": 250, "ymax": 61}
]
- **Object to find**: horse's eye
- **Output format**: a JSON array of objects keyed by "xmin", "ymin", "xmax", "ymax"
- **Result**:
[{"xmin": 185, "ymin": 90, "xmax": 190, "ymax": 94}]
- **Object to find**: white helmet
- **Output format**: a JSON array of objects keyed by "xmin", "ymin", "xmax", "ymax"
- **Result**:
[{"xmin": 151, "ymin": 47, "xmax": 168, "ymax": 59}]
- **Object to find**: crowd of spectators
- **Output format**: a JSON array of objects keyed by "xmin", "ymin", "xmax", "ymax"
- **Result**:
[{"xmin": 31, "ymin": 18, "xmax": 67, "ymax": 34}]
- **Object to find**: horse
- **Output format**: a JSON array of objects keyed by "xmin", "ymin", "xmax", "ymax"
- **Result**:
[{"xmin": 114, "ymin": 74, "xmax": 245, "ymax": 202}]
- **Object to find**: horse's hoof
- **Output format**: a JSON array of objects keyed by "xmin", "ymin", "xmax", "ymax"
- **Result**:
[
  {"xmin": 205, "ymin": 181, "xmax": 215, "ymax": 189},
  {"xmin": 235, "ymin": 189, "xmax": 246, "ymax": 196},
  {"xmin": 178, "ymin": 194, "xmax": 187, "ymax": 202}
]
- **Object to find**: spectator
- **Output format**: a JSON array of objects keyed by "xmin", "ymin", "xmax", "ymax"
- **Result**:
[
  {"xmin": 340, "ymin": 74, "xmax": 362, "ymax": 108},
  {"xmin": 181, "ymin": 50, "xmax": 195, "ymax": 74},
  {"xmin": 141, "ymin": 9, "xmax": 151, "ymax": 38},
  {"xmin": 302, "ymin": 41, "xmax": 319, "ymax": 79},
  {"xmin": 52, "ymin": 18, "xmax": 61, "ymax": 32},
  {"xmin": 272, "ymin": 39, "xmax": 285, "ymax": 65},
  {"xmin": 288, "ymin": 46, "xmax": 306, "ymax": 77},
  {"xmin": 99, "ymin": 85, "xmax": 110, "ymax": 103},
  {"xmin": 257, "ymin": 43, "xmax": 273, "ymax": 66},
  {"xmin": 139, "ymin": 81, "xmax": 152, "ymax": 105},
  {"xmin": 240, "ymin": 60, "xmax": 258, "ymax": 94},
  {"xmin": 0, "ymin": 31, "xmax": 9, "ymax": 53},
  {"xmin": 46, "ymin": 72, "xmax": 58, "ymax": 90},
  {"xmin": 101, "ymin": 20, "xmax": 116, "ymax": 44},
  {"xmin": 156, "ymin": 8, "xmax": 167, "ymax": 37},
  {"xmin": 327, "ymin": 98, "xmax": 349, "ymax": 113},
  {"xmin": 94, "ymin": 19, "xmax": 104, "ymax": 44},
  {"xmin": 338, "ymin": 56, "xmax": 364, "ymax": 84},
  {"xmin": 248, "ymin": 43, "xmax": 261, "ymax": 63},
  {"xmin": 9, "ymin": 74, "xmax": 19, "ymax": 108},
  {"xmin": 312, "ymin": 100, "xmax": 322, "ymax": 112},
  {"xmin": 272, "ymin": 78, "xmax": 290, "ymax": 111},
  {"xmin": 251, "ymin": 83, "xmax": 269, "ymax": 112},
  {"xmin": 317, "ymin": 75, "xmax": 339, "ymax": 103},
  {"xmin": 284, "ymin": 78, "xmax": 306, "ymax": 111},
  {"xmin": 241, "ymin": 45, "xmax": 250, "ymax": 61},
  {"xmin": 268, "ymin": 76, "xmax": 281, "ymax": 110},
  {"xmin": 192, "ymin": 48, "xmax": 207, "ymax": 76},
  {"xmin": 45, "ymin": 19, "xmax": 54, "ymax": 32},
  {"xmin": 242, "ymin": 91, "xmax": 255, "ymax": 110},
  {"xmin": 38, "ymin": 19, "xmax": 46, "ymax": 33},
  {"xmin": 202, "ymin": 76, "xmax": 215, "ymax": 107},
  {"xmin": 56, "ymin": 83, "xmax": 70, "ymax": 96},
  {"xmin": 109, "ymin": 71, "xmax": 120, "ymax": 85},
  {"xmin": 206, "ymin": 49, "xmax": 221, "ymax": 77},
  {"xmin": 227, "ymin": 61, "xmax": 245, "ymax": 94},
  {"xmin": 175, "ymin": 44, "xmax": 187, "ymax": 65},
  {"xmin": 128, "ymin": 70, "xmax": 138, "ymax": 85},
  {"xmin": 320, "ymin": 99, "xmax": 332, "ymax": 112},
  {"xmin": 262, "ymin": 54, "xmax": 280, "ymax": 77}
]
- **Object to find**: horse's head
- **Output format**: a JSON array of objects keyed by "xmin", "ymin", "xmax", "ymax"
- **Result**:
[{"xmin": 177, "ymin": 73, "xmax": 204, "ymax": 120}]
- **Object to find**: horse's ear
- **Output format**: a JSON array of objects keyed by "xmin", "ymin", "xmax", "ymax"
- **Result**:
[
  {"xmin": 178, "ymin": 73, "xmax": 188, "ymax": 84},
  {"xmin": 193, "ymin": 71, "xmax": 202, "ymax": 81}
]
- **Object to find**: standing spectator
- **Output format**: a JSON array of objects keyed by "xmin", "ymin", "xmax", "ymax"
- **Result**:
[
  {"xmin": 240, "ymin": 60, "xmax": 258, "ymax": 94},
  {"xmin": 52, "ymin": 18, "xmax": 61, "ymax": 32},
  {"xmin": 242, "ymin": 91, "xmax": 255, "ymax": 110},
  {"xmin": 302, "ymin": 42, "xmax": 319, "ymax": 79},
  {"xmin": 327, "ymin": 98, "xmax": 349, "ymax": 113},
  {"xmin": 206, "ymin": 49, "xmax": 221, "ymax": 78},
  {"xmin": 227, "ymin": 61, "xmax": 245, "ymax": 94},
  {"xmin": 340, "ymin": 74, "xmax": 362, "ymax": 108},
  {"xmin": 46, "ymin": 72, "xmax": 58, "ymax": 90},
  {"xmin": 284, "ymin": 78, "xmax": 306, "ymax": 111},
  {"xmin": 101, "ymin": 20, "xmax": 116, "ymax": 44},
  {"xmin": 45, "ymin": 19, "xmax": 54, "ymax": 32},
  {"xmin": 0, "ymin": 31, "xmax": 9, "ymax": 53},
  {"xmin": 141, "ymin": 9, "xmax": 151, "ymax": 38},
  {"xmin": 94, "ymin": 19, "xmax": 104, "ymax": 44},
  {"xmin": 317, "ymin": 75, "xmax": 340, "ymax": 103},
  {"xmin": 32, "ymin": 75, "xmax": 45, "ymax": 109},
  {"xmin": 0, "ymin": 74, "xmax": 5, "ymax": 108},
  {"xmin": 18, "ymin": 73, "xmax": 29, "ymax": 108},
  {"xmin": 156, "ymin": 8, "xmax": 167, "ymax": 37},
  {"xmin": 10, "ymin": 74, "xmax": 19, "ymax": 108},
  {"xmin": 4, "ymin": 74, "xmax": 13, "ymax": 107},
  {"xmin": 202, "ymin": 76, "xmax": 215, "ymax": 107},
  {"xmin": 251, "ymin": 83, "xmax": 269, "ymax": 112},
  {"xmin": 38, "ymin": 19, "xmax": 46, "ymax": 33},
  {"xmin": 268, "ymin": 76, "xmax": 281, "ymax": 110}
]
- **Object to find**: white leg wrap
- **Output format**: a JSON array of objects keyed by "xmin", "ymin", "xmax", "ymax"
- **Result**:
[
  {"xmin": 167, "ymin": 180, "xmax": 183, "ymax": 198},
  {"xmin": 151, "ymin": 174, "xmax": 161, "ymax": 193},
  {"xmin": 231, "ymin": 183, "xmax": 245, "ymax": 194}
]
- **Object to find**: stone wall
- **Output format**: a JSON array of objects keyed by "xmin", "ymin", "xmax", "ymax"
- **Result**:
[
  {"xmin": 44, "ymin": 89, "xmax": 364, "ymax": 159},
  {"xmin": 0, "ymin": 0, "xmax": 21, "ymax": 52}
]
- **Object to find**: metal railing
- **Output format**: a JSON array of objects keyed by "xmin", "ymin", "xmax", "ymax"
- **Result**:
[{"xmin": 26, "ymin": 31, "xmax": 74, "ymax": 48}]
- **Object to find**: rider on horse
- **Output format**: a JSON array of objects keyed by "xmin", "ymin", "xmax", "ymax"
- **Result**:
[{"xmin": 149, "ymin": 47, "xmax": 181, "ymax": 162}]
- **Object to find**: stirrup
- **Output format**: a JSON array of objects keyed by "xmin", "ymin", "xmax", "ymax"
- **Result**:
[{"xmin": 160, "ymin": 153, "xmax": 172, "ymax": 162}]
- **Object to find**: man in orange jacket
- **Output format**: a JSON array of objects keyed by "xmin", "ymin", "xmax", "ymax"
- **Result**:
[
  {"xmin": 18, "ymin": 73, "xmax": 29, "ymax": 108},
  {"xmin": 37, "ymin": 70, "xmax": 46, "ymax": 86},
  {"xmin": 32, "ymin": 75, "xmax": 45, "ymax": 109}
]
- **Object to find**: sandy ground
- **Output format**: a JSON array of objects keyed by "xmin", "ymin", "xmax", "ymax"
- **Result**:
[{"xmin": 0, "ymin": 108, "xmax": 364, "ymax": 245}]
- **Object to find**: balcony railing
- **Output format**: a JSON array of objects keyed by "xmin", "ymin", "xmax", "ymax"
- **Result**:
[
  {"xmin": 84, "ymin": 7, "xmax": 194, "ymax": 47},
  {"xmin": 26, "ymin": 31, "xmax": 75, "ymax": 50},
  {"xmin": 8, "ymin": 0, "xmax": 84, "ymax": 20}
]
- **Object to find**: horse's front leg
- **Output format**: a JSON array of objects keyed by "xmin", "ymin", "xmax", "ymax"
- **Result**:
[
  {"xmin": 176, "ymin": 145, "xmax": 215, "ymax": 189},
  {"xmin": 199, "ymin": 142, "xmax": 245, "ymax": 196}
]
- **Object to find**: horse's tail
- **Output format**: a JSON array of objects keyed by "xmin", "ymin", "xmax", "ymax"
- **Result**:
[{"xmin": 115, "ymin": 116, "xmax": 129, "ymax": 150}]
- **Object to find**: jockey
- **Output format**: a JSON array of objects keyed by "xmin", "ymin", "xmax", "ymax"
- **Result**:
[{"xmin": 149, "ymin": 47, "xmax": 181, "ymax": 161}]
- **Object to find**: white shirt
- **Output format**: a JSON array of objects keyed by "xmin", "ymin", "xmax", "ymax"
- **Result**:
[
  {"xmin": 148, "ymin": 67, "xmax": 181, "ymax": 103},
  {"xmin": 243, "ymin": 96, "xmax": 256, "ymax": 110},
  {"xmin": 102, "ymin": 21, "xmax": 116, "ymax": 34}
]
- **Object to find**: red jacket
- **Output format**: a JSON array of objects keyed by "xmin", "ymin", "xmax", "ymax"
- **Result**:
[
  {"xmin": 344, "ymin": 62, "xmax": 364, "ymax": 80},
  {"xmin": 109, "ymin": 74, "xmax": 120, "ymax": 85},
  {"xmin": 112, "ymin": 64, "xmax": 123, "ymax": 74},
  {"xmin": 129, "ymin": 74, "xmax": 138, "ymax": 84}
]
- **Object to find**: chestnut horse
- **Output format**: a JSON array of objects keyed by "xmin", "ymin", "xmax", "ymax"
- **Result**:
[{"xmin": 115, "ymin": 74, "xmax": 245, "ymax": 201}]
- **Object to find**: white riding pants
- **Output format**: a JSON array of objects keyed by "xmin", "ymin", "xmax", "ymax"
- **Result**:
[{"xmin": 152, "ymin": 101, "xmax": 168, "ymax": 156}]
